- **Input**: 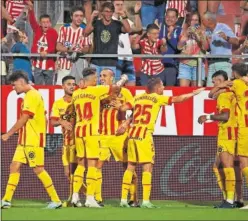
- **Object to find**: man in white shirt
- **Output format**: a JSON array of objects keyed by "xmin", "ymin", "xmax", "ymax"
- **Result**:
[{"xmin": 112, "ymin": 0, "xmax": 142, "ymax": 86}]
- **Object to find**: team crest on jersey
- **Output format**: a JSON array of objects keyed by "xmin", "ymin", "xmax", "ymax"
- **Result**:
[
  {"xmin": 64, "ymin": 41, "xmax": 72, "ymax": 47},
  {"xmin": 28, "ymin": 151, "xmax": 36, "ymax": 159},
  {"xmin": 217, "ymin": 146, "xmax": 224, "ymax": 153},
  {"xmin": 37, "ymin": 41, "xmax": 48, "ymax": 48},
  {"xmin": 101, "ymin": 30, "xmax": 111, "ymax": 43}
]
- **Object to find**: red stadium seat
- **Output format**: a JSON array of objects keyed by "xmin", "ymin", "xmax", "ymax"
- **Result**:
[
  {"xmin": 222, "ymin": 0, "xmax": 241, "ymax": 15},
  {"xmin": 217, "ymin": 14, "xmax": 235, "ymax": 31}
]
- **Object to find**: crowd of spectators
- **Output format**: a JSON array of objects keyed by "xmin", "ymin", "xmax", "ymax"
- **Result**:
[{"xmin": 1, "ymin": 0, "xmax": 248, "ymax": 86}]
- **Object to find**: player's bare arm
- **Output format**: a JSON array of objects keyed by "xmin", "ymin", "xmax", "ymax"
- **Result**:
[
  {"xmin": 198, "ymin": 112, "xmax": 230, "ymax": 124},
  {"xmin": 171, "ymin": 88, "xmax": 205, "ymax": 103},
  {"xmin": 50, "ymin": 118, "xmax": 73, "ymax": 131},
  {"xmin": 1, "ymin": 114, "xmax": 30, "ymax": 141},
  {"xmin": 209, "ymin": 81, "xmax": 233, "ymax": 98},
  {"xmin": 116, "ymin": 117, "xmax": 133, "ymax": 136}
]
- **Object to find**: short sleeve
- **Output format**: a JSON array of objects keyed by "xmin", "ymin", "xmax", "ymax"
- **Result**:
[
  {"xmin": 230, "ymin": 80, "xmax": 238, "ymax": 94},
  {"xmin": 50, "ymin": 101, "xmax": 60, "ymax": 120},
  {"xmin": 123, "ymin": 88, "xmax": 133, "ymax": 101},
  {"xmin": 96, "ymin": 86, "xmax": 110, "ymax": 97},
  {"xmin": 126, "ymin": 98, "xmax": 134, "ymax": 109},
  {"xmin": 22, "ymin": 91, "xmax": 39, "ymax": 118},
  {"xmin": 57, "ymin": 26, "xmax": 65, "ymax": 43},
  {"xmin": 158, "ymin": 95, "xmax": 172, "ymax": 106},
  {"xmin": 217, "ymin": 94, "xmax": 232, "ymax": 113},
  {"xmin": 224, "ymin": 24, "xmax": 236, "ymax": 38}
]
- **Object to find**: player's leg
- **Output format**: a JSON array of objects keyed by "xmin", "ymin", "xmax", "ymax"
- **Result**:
[
  {"xmin": 2, "ymin": 162, "xmax": 22, "ymax": 208},
  {"xmin": 33, "ymin": 166, "xmax": 61, "ymax": 208},
  {"xmin": 112, "ymin": 136, "xmax": 139, "ymax": 206},
  {"xmin": 239, "ymin": 156, "xmax": 248, "ymax": 209},
  {"xmin": 95, "ymin": 139, "xmax": 111, "ymax": 206},
  {"xmin": 237, "ymin": 128, "xmax": 248, "ymax": 209},
  {"xmin": 29, "ymin": 146, "xmax": 61, "ymax": 209},
  {"xmin": 234, "ymin": 157, "xmax": 244, "ymax": 208},
  {"xmin": 72, "ymin": 138, "xmax": 86, "ymax": 206},
  {"xmin": 61, "ymin": 145, "xmax": 70, "ymax": 206},
  {"xmin": 85, "ymin": 137, "xmax": 101, "ymax": 208},
  {"xmin": 95, "ymin": 160, "xmax": 104, "ymax": 205},
  {"xmin": 2, "ymin": 145, "xmax": 26, "ymax": 208},
  {"xmin": 120, "ymin": 162, "xmax": 136, "ymax": 207},
  {"xmin": 120, "ymin": 138, "xmax": 137, "ymax": 207},
  {"xmin": 141, "ymin": 163, "xmax": 156, "ymax": 208},
  {"xmin": 219, "ymin": 151, "xmax": 235, "ymax": 208}
]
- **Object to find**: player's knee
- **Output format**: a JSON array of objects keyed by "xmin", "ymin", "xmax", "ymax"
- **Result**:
[
  {"xmin": 96, "ymin": 160, "xmax": 104, "ymax": 169},
  {"xmin": 33, "ymin": 166, "xmax": 44, "ymax": 175},
  {"xmin": 143, "ymin": 163, "xmax": 153, "ymax": 173},
  {"xmin": 77, "ymin": 157, "xmax": 85, "ymax": 166},
  {"xmin": 10, "ymin": 162, "xmax": 21, "ymax": 173}
]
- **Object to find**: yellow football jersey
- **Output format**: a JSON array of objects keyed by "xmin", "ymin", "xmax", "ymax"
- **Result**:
[
  {"xmin": 230, "ymin": 79, "xmax": 248, "ymax": 128},
  {"xmin": 18, "ymin": 89, "xmax": 46, "ymax": 147},
  {"xmin": 72, "ymin": 85, "xmax": 110, "ymax": 137},
  {"xmin": 127, "ymin": 93, "xmax": 172, "ymax": 139},
  {"xmin": 100, "ymin": 87, "xmax": 133, "ymax": 136},
  {"xmin": 50, "ymin": 97, "xmax": 75, "ymax": 146},
  {"xmin": 217, "ymin": 92, "xmax": 237, "ymax": 140}
]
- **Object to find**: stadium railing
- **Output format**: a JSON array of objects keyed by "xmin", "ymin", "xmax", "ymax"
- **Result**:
[{"xmin": 2, "ymin": 53, "xmax": 248, "ymax": 86}]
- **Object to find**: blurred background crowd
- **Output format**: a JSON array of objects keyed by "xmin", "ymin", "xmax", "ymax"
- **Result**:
[{"xmin": 1, "ymin": 0, "xmax": 248, "ymax": 86}]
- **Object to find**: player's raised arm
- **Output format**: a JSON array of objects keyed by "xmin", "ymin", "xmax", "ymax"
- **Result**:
[{"xmin": 171, "ymin": 88, "xmax": 205, "ymax": 103}]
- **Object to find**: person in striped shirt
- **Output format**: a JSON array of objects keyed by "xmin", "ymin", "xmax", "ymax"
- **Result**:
[
  {"xmin": 56, "ymin": 6, "xmax": 91, "ymax": 85},
  {"xmin": 50, "ymin": 76, "xmax": 85, "ymax": 207},
  {"xmin": 113, "ymin": 78, "xmax": 204, "ymax": 208},
  {"xmin": 70, "ymin": 67, "xmax": 122, "ymax": 208},
  {"xmin": 27, "ymin": 1, "xmax": 58, "ymax": 85},
  {"xmin": 132, "ymin": 23, "xmax": 167, "ymax": 86},
  {"xmin": 94, "ymin": 69, "xmax": 138, "ymax": 207}
]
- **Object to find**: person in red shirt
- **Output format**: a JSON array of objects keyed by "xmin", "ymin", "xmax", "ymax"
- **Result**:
[
  {"xmin": 27, "ymin": 1, "xmax": 58, "ymax": 85},
  {"xmin": 132, "ymin": 23, "xmax": 167, "ymax": 86}
]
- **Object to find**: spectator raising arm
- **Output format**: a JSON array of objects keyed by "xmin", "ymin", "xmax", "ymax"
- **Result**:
[
  {"xmin": 1, "ymin": 5, "xmax": 14, "ymax": 23},
  {"xmin": 84, "ymin": 10, "xmax": 99, "ymax": 36},
  {"xmin": 117, "ymin": 9, "xmax": 131, "ymax": 33},
  {"xmin": 131, "ymin": 1, "xmax": 142, "ymax": 33}
]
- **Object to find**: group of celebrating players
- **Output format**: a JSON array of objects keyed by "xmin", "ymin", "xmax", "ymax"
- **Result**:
[
  {"xmin": 198, "ymin": 63, "xmax": 248, "ymax": 209},
  {"xmin": 1, "ymin": 62, "xmax": 248, "ymax": 209}
]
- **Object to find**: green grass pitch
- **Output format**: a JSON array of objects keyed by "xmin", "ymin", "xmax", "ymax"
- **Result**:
[{"xmin": 1, "ymin": 200, "xmax": 247, "ymax": 220}]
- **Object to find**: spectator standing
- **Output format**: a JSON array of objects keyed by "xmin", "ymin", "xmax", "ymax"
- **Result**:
[
  {"xmin": 56, "ymin": 6, "xmax": 91, "ymax": 85},
  {"xmin": 177, "ymin": 12, "xmax": 208, "ymax": 87},
  {"xmin": 6, "ymin": 0, "xmax": 33, "ymax": 49},
  {"xmin": 132, "ymin": 24, "xmax": 167, "ymax": 86},
  {"xmin": 159, "ymin": 8, "xmax": 182, "ymax": 86},
  {"xmin": 166, "ymin": 0, "xmax": 188, "ymax": 26},
  {"xmin": 11, "ymin": 30, "xmax": 33, "ymax": 83},
  {"xmin": 27, "ymin": 2, "xmax": 58, "ymax": 85},
  {"xmin": 112, "ymin": 0, "xmax": 142, "ymax": 86},
  {"xmin": 201, "ymin": 11, "xmax": 239, "ymax": 86},
  {"xmin": 139, "ymin": 0, "xmax": 166, "ymax": 29},
  {"xmin": 85, "ymin": 2, "xmax": 131, "ymax": 83}
]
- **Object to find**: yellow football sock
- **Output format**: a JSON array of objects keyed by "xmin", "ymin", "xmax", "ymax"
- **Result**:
[
  {"xmin": 213, "ymin": 168, "xmax": 226, "ymax": 200},
  {"xmin": 37, "ymin": 170, "xmax": 60, "ymax": 203},
  {"xmin": 73, "ymin": 165, "xmax": 85, "ymax": 193},
  {"xmin": 86, "ymin": 167, "xmax": 97, "ymax": 196},
  {"xmin": 121, "ymin": 170, "xmax": 133, "ymax": 200},
  {"xmin": 223, "ymin": 168, "xmax": 235, "ymax": 202},
  {"xmin": 68, "ymin": 174, "xmax": 73, "ymax": 200},
  {"xmin": 95, "ymin": 169, "xmax": 102, "ymax": 202},
  {"xmin": 130, "ymin": 171, "xmax": 137, "ymax": 202},
  {"xmin": 3, "ymin": 173, "xmax": 20, "ymax": 202},
  {"xmin": 242, "ymin": 167, "xmax": 248, "ymax": 186},
  {"xmin": 142, "ymin": 172, "xmax": 152, "ymax": 201}
]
